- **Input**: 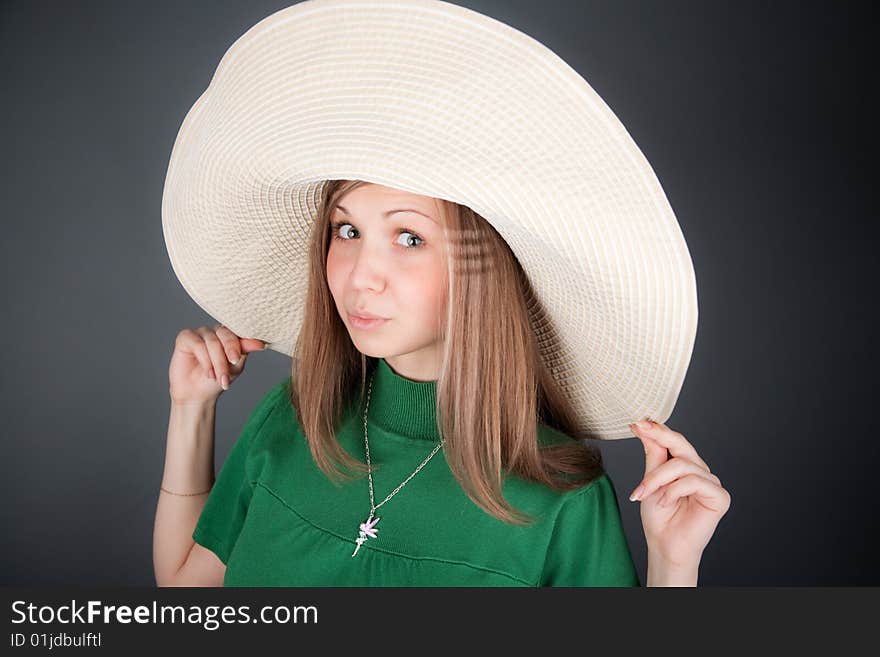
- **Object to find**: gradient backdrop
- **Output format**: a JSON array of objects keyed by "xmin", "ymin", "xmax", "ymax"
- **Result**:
[{"xmin": 1, "ymin": 0, "xmax": 874, "ymax": 585}]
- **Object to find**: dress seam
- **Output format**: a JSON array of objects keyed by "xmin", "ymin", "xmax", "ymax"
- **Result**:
[{"xmin": 255, "ymin": 480, "xmax": 535, "ymax": 586}]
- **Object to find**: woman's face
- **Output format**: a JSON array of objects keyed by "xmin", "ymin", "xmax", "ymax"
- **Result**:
[{"xmin": 326, "ymin": 183, "xmax": 449, "ymax": 381}]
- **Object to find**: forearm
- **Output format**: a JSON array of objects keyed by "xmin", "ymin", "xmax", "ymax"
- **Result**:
[
  {"xmin": 152, "ymin": 401, "xmax": 216, "ymax": 586},
  {"xmin": 646, "ymin": 551, "xmax": 700, "ymax": 587}
]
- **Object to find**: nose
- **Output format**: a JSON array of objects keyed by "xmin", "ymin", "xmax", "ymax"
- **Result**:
[{"xmin": 347, "ymin": 239, "xmax": 386, "ymax": 294}]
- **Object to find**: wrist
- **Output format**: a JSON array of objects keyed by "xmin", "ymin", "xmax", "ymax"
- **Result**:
[
  {"xmin": 169, "ymin": 400, "xmax": 216, "ymax": 431},
  {"xmin": 171, "ymin": 398, "xmax": 217, "ymax": 412},
  {"xmin": 646, "ymin": 550, "xmax": 701, "ymax": 587}
]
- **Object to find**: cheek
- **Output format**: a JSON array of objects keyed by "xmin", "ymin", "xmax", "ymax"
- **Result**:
[
  {"xmin": 325, "ymin": 251, "xmax": 345, "ymax": 298},
  {"xmin": 408, "ymin": 261, "xmax": 448, "ymax": 322}
]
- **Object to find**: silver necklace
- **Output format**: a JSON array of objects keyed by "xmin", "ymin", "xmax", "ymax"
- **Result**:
[{"xmin": 351, "ymin": 369, "xmax": 445, "ymax": 557}]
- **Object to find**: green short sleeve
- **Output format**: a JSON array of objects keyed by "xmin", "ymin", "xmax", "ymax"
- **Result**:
[
  {"xmin": 540, "ymin": 472, "xmax": 642, "ymax": 587},
  {"xmin": 192, "ymin": 378, "xmax": 289, "ymax": 564}
]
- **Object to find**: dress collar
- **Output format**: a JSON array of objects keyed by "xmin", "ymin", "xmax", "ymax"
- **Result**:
[{"xmin": 362, "ymin": 358, "xmax": 440, "ymax": 443}]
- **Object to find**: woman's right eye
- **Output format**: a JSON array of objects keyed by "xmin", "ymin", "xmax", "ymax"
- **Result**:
[{"xmin": 331, "ymin": 222, "xmax": 355, "ymax": 240}]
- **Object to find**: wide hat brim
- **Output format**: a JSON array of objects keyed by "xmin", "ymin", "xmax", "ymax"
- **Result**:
[{"xmin": 161, "ymin": 0, "xmax": 699, "ymax": 440}]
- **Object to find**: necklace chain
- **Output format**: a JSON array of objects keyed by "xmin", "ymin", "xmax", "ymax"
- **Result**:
[
  {"xmin": 352, "ymin": 367, "xmax": 445, "ymax": 556},
  {"xmin": 363, "ymin": 369, "xmax": 445, "ymax": 514}
]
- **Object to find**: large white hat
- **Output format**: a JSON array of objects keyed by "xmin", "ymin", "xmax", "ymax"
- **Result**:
[{"xmin": 161, "ymin": 0, "xmax": 699, "ymax": 440}]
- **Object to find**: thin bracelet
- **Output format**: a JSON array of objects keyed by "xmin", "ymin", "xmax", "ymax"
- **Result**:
[{"xmin": 161, "ymin": 486, "xmax": 212, "ymax": 496}]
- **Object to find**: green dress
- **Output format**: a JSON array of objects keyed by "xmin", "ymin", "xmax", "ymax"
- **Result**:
[{"xmin": 193, "ymin": 358, "xmax": 641, "ymax": 586}]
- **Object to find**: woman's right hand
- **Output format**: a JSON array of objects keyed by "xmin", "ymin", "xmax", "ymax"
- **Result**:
[{"xmin": 169, "ymin": 324, "xmax": 268, "ymax": 405}]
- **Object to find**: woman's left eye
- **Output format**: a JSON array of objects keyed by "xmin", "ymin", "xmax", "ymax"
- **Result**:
[{"xmin": 396, "ymin": 231, "xmax": 424, "ymax": 248}]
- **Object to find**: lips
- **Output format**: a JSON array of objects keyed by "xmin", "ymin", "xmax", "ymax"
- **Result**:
[
  {"xmin": 348, "ymin": 313, "xmax": 388, "ymax": 330},
  {"xmin": 350, "ymin": 310, "xmax": 387, "ymax": 320}
]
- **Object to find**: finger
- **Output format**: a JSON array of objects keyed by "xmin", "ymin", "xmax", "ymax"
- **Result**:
[
  {"xmin": 198, "ymin": 327, "xmax": 231, "ymax": 389},
  {"xmin": 192, "ymin": 341, "xmax": 216, "ymax": 380},
  {"xmin": 629, "ymin": 421, "xmax": 710, "ymax": 472},
  {"xmin": 214, "ymin": 325, "xmax": 244, "ymax": 366},
  {"xmin": 629, "ymin": 456, "xmax": 721, "ymax": 502},
  {"xmin": 657, "ymin": 473, "xmax": 731, "ymax": 513},
  {"xmin": 631, "ymin": 429, "xmax": 668, "ymax": 478},
  {"xmin": 178, "ymin": 329, "xmax": 216, "ymax": 380},
  {"xmin": 240, "ymin": 337, "xmax": 269, "ymax": 353}
]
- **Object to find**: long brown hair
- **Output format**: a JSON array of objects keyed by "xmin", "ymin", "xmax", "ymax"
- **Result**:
[{"xmin": 290, "ymin": 179, "xmax": 603, "ymax": 525}]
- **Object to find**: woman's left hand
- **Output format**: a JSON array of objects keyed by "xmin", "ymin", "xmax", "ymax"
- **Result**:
[{"xmin": 628, "ymin": 420, "xmax": 731, "ymax": 569}]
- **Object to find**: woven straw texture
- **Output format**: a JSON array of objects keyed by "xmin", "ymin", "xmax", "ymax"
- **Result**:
[{"xmin": 161, "ymin": 0, "xmax": 699, "ymax": 440}]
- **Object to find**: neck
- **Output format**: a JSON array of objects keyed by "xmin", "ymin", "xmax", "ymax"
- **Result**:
[{"xmin": 383, "ymin": 350, "xmax": 441, "ymax": 382}]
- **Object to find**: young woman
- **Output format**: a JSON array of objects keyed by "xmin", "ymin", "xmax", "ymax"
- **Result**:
[
  {"xmin": 153, "ymin": 0, "xmax": 729, "ymax": 586},
  {"xmin": 154, "ymin": 180, "xmax": 729, "ymax": 587}
]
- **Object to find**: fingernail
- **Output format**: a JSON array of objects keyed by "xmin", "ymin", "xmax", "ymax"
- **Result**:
[
  {"xmin": 629, "ymin": 484, "xmax": 645, "ymax": 502},
  {"xmin": 221, "ymin": 374, "xmax": 229, "ymax": 391},
  {"xmin": 231, "ymin": 356, "xmax": 241, "ymax": 366},
  {"xmin": 635, "ymin": 420, "xmax": 652, "ymax": 430}
]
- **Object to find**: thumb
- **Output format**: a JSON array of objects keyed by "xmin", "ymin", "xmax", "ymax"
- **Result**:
[
  {"xmin": 631, "ymin": 425, "xmax": 667, "ymax": 476},
  {"xmin": 240, "ymin": 338, "xmax": 269, "ymax": 354}
]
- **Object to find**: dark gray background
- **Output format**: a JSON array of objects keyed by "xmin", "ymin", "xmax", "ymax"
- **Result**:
[{"xmin": 2, "ymin": 0, "xmax": 874, "ymax": 585}]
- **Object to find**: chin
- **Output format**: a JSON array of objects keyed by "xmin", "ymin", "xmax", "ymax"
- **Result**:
[
  {"xmin": 349, "ymin": 337, "xmax": 421, "ymax": 361},
  {"xmin": 348, "ymin": 336, "xmax": 393, "ymax": 358},
  {"xmin": 353, "ymin": 345, "xmax": 390, "ymax": 358}
]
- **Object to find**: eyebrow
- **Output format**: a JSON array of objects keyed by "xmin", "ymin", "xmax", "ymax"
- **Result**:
[{"xmin": 334, "ymin": 204, "xmax": 438, "ymax": 224}]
